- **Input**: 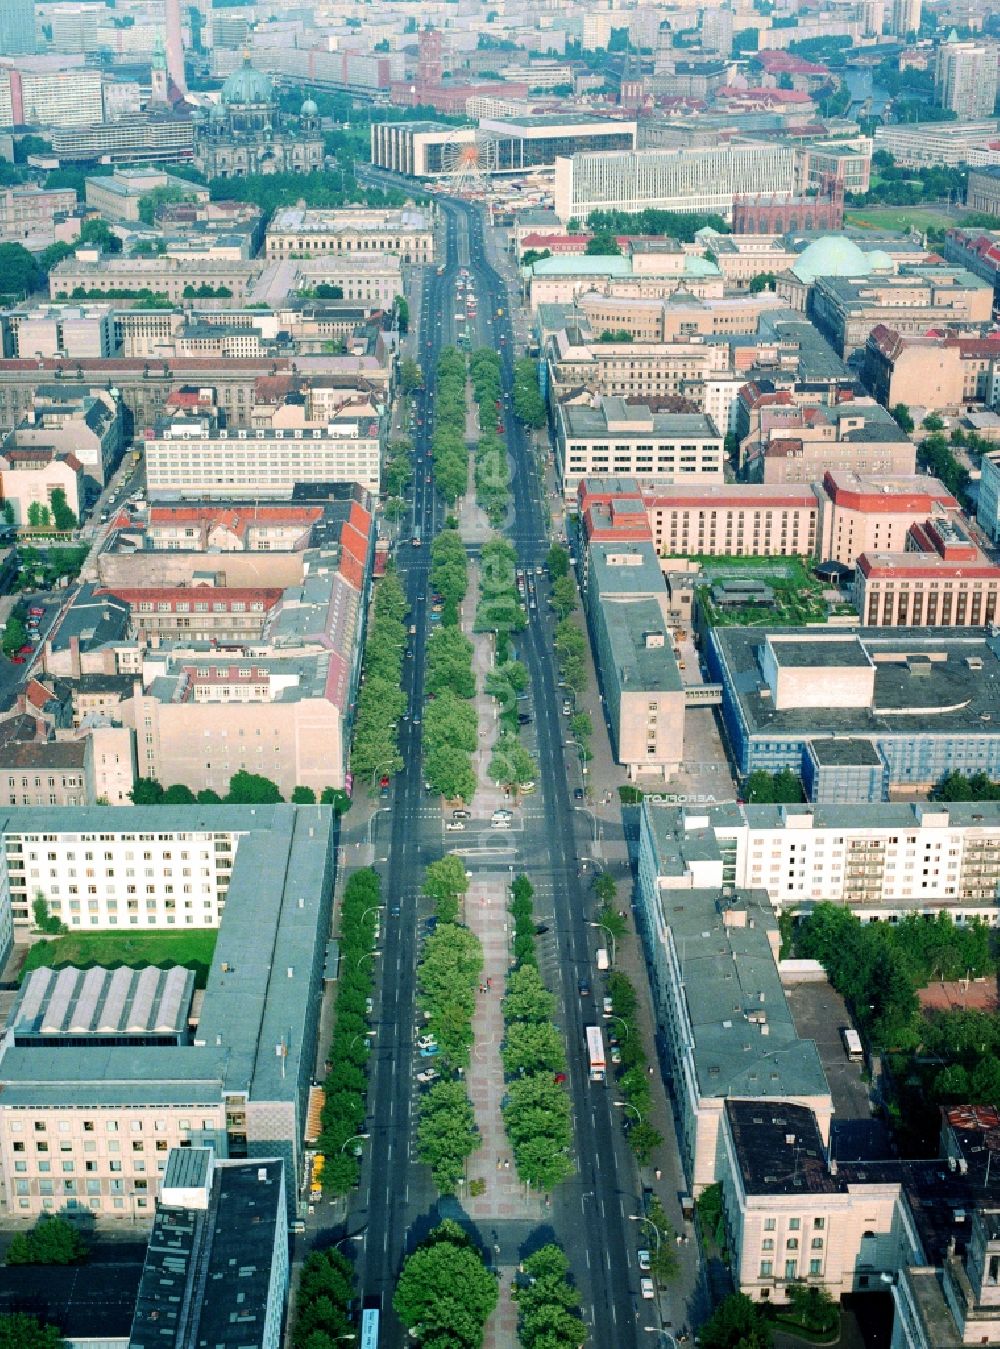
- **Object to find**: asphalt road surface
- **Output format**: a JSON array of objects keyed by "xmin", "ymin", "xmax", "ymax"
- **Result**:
[{"xmin": 345, "ymin": 189, "xmax": 651, "ymax": 1348}]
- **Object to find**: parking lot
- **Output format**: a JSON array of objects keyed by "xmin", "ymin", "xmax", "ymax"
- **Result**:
[{"xmin": 785, "ymin": 979, "xmax": 870, "ymax": 1120}]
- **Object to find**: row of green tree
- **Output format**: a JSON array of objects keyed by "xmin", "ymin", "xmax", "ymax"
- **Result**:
[
  {"xmin": 130, "ymin": 770, "xmax": 344, "ymax": 807},
  {"xmin": 206, "ymin": 167, "xmax": 408, "ymax": 219},
  {"xmin": 512, "ymin": 357, "xmax": 547, "ymax": 430},
  {"xmin": 931, "ymin": 771, "xmax": 1000, "ymax": 801},
  {"xmin": 918, "ymin": 431, "xmax": 970, "ymax": 501},
  {"xmin": 475, "ymin": 536, "xmax": 537, "ymax": 791},
  {"xmin": 393, "ymin": 1219, "xmax": 498, "ymax": 1348},
  {"xmin": 501, "ymin": 875, "xmax": 574, "ymax": 1191},
  {"xmin": 474, "ymin": 535, "xmax": 526, "ymax": 664},
  {"xmin": 512, "ymin": 1244, "xmax": 586, "ymax": 1349},
  {"xmin": 470, "ymin": 349, "xmax": 512, "ymax": 526},
  {"xmin": 430, "ymin": 526, "xmax": 468, "ymax": 625},
  {"xmin": 317, "ymin": 867, "xmax": 382, "ymax": 1194},
  {"xmin": 292, "ymin": 1246, "xmax": 356, "ymax": 1348},
  {"xmin": 431, "ymin": 347, "xmax": 471, "ymax": 505},
  {"xmin": 581, "ymin": 208, "xmax": 730, "ymax": 243},
  {"xmin": 349, "ymin": 570, "xmax": 408, "ymax": 788},
  {"xmin": 553, "ymin": 615, "xmax": 588, "ymax": 697},
  {"xmin": 743, "ymin": 768, "xmax": 805, "ymax": 804},
  {"xmin": 424, "ymin": 557, "xmax": 477, "ymax": 798},
  {"xmin": 384, "ymin": 435, "xmax": 414, "ymax": 511},
  {"xmin": 415, "ymin": 856, "xmax": 481, "ymax": 1192},
  {"xmin": 23, "ymin": 487, "xmax": 77, "ymax": 532},
  {"xmin": 605, "ymin": 968, "xmax": 665, "ymax": 1166}
]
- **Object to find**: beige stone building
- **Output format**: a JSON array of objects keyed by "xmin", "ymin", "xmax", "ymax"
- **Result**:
[
  {"xmin": 645, "ymin": 483, "xmax": 820, "ymax": 558},
  {"xmin": 99, "ymin": 586, "xmax": 284, "ymax": 645},
  {"xmin": 84, "ymin": 168, "xmax": 208, "ymax": 225},
  {"xmin": 707, "ymin": 235, "xmax": 798, "ymax": 289},
  {"xmin": 0, "ymin": 443, "xmax": 83, "ymax": 528},
  {"xmin": 864, "ymin": 325, "xmax": 1000, "ymax": 412},
  {"xmin": 49, "ymin": 250, "xmax": 260, "ymax": 305},
  {"xmin": 742, "ymin": 398, "xmax": 916, "ymax": 485},
  {"xmin": 0, "ymin": 186, "xmax": 77, "ymax": 246},
  {"xmin": 546, "ymin": 328, "xmax": 728, "ymax": 403},
  {"xmin": 811, "ymin": 267, "xmax": 994, "ymax": 364},
  {"xmin": 853, "ymin": 517, "xmax": 1000, "ymax": 628},
  {"xmin": 817, "ymin": 470, "xmax": 958, "ymax": 566},
  {"xmin": 265, "ymin": 206, "xmax": 434, "ymax": 265}
]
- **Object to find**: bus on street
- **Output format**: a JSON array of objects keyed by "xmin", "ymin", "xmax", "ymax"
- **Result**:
[{"xmin": 586, "ymin": 1025, "xmax": 606, "ymax": 1083}]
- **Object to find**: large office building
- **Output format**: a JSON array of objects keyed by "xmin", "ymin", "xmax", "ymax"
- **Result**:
[
  {"xmin": 144, "ymin": 410, "xmax": 381, "ymax": 497},
  {"xmin": 553, "ymin": 144, "xmax": 797, "ymax": 225},
  {"xmin": 0, "ymin": 67, "xmax": 100, "ymax": 127},
  {"xmin": 638, "ymin": 796, "xmax": 1000, "ymax": 924},
  {"xmin": 0, "ymin": 0, "xmax": 35, "ymax": 54},
  {"xmin": 634, "ymin": 827, "xmax": 831, "ymax": 1190},
  {"xmin": 46, "ymin": 116, "xmax": 195, "ymax": 166},
  {"xmin": 709, "ymin": 627, "xmax": 1000, "ymax": 805},
  {"xmin": 555, "ymin": 396, "xmax": 723, "ymax": 502},
  {"xmin": 478, "ymin": 112, "xmax": 637, "ymax": 172},
  {"xmin": 370, "ymin": 121, "xmax": 474, "ymax": 178},
  {"xmin": 0, "ymin": 803, "xmax": 336, "ymax": 1220},
  {"xmin": 853, "ymin": 516, "xmax": 1000, "ymax": 629},
  {"xmin": 49, "ymin": 252, "xmax": 260, "ymax": 307}
]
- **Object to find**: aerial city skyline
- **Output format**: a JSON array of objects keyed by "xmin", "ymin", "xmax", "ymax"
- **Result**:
[{"xmin": 0, "ymin": 1, "xmax": 998, "ymax": 1347}]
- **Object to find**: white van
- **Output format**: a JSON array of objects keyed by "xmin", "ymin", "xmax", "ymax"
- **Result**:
[{"xmin": 596, "ymin": 948, "xmax": 610, "ymax": 971}]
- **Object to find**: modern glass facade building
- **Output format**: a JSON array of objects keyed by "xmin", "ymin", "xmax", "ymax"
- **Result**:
[{"xmin": 0, "ymin": 0, "xmax": 35, "ymax": 56}]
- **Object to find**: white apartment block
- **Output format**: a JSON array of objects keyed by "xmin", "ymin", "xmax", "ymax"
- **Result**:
[
  {"xmin": 553, "ymin": 144, "xmax": 797, "ymax": 224},
  {"xmin": 3, "ymin": 820, "xmax": 237, "ymax": 932},
  {"xmin": 555, "ymin": 396, "xmax": 723, "ymax": 502},
  {"xmin": 144, "ymin": 421, "xmax": 381, "ymax": 497},
  {"xmin": 644, "ymin": 800, "xmax": 1000, "ymax": 926}
]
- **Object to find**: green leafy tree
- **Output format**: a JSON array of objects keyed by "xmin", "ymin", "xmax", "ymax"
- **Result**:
[
  {"xmin": 291, "ymin": 786, "xmax": 317, "ymax": 803},
  {"xmin": 394, "ymin": 294, "xmax": 409, "ymax": 333},
  {"xmin": 784, "ymin": 1283, "xmax": 839, "ymax": 1335},
  {"xmin": 503, "ymin": 962, "xmax": 557, "ymax": 1023},
  {"xmin": 550, "ymin": 574, "xmax": 578, "ymax": 619},
  {"xmin": 501, "ymin": 1019, "xmax": 567, "ymax": 1077},
  {"xmin": 922, "ymin": 411, "xmax": 945, "ymax": 432},
  {"xmin": 161, "ymin": 783, "xmax": 197, "ymax": 804},
  {"xmin": 0, "ymin": 243, "xmax": 41, "ymax": 297},
  {"xmin": 129, "ymin": 777, "xmax": 165, "ymax": 805},
  {"xmin": 546, "ymin": 544, "xmax": 570, "ymax": 579},
  {"xmin": 891, "ymin": 403, "xmax": 915, "ymax": 435},
  {"xmin": 78, "ymin": 217, "xmax": 121, "ymax": 253},
  {"xmin": 400, "ymin": 356, "xmax": 424, "ymax": 393},
  {"xmin": 512, "ymin": 1244, "xmax": 585, "ymax": 1349},
  {"xmin": 0, "ymin": 1314, "xmax": 63, "ymax": 1349},
  {"xmin": 416, "ymin": 1079, "xmax": 479, "ymax": 1193},
  {"xmin": 225, "ymin": 770, "xmax": 283, "ymax": 804},
  {"xmin": 425, "ymin": 743, "xmax": 476, "ymax": 802},
  {"xmin": 699, "ymin": 1293, "xmax": 773, "ymax": 1349},
  {"xmin": 394, "ymin": 1220, "xmax": 498, "ymax": 1345},
  {"xmin": 197, "ymin": 788, "xmax": 223, "ymax": 804},
  {"xmin": 7, "ymin": 1216, "xmax": 87, "ymax": 1266},
  {"xmin": 748, "ymin": 271, "xmax": 779, "ymax": 293},
  {"xmin": 1, "ymin": 614, "xmax": 27, "ymax": 656},
  {"xmin": 585, "ymin": 231, "xmax": 621, "ymax": 255},
  {"xmin": 49, "ymin": 488, "xmax": 77, "ymax": 531},
  {"xmin": 423, "ymin": 854, "xmax": 470, "ymax": 923}
]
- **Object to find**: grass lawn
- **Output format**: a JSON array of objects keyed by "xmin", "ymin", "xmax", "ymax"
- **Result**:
[
  {"xmin": 21, "ymin": 929, "xmax": 219, "ymax": 989},
  {"xmin": 845, "ymin": 205, "xmax": 957, "ymax": 233}
]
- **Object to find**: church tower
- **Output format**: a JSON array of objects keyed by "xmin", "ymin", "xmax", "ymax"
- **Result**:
[{"xmin": 150, "ymin": 35, "xmax": 169, "ymax": 107}]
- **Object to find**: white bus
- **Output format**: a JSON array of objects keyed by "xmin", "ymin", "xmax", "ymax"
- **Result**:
[
  {"xmin": 841, "ymin": 1026, "xmax": 863, "ymax": 1062},
  {"xmin": 586, "ymin": 1025, "xmax": 606, "ymax": 1083}
]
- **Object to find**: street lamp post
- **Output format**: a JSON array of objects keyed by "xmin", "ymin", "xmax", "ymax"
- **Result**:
[
  {"xmin": 606, "ymin": 1014, "xmax": 629, "ymax": 1040},
  {"xmin": 589, "ymin": 920, "xmax": 617, "ymax": 967},
  {"xmin": 629, "ymin": 1213, "xmax": 662, "ymax": 1253},
  {"xmin": 614, "ymin": 1099, "xmax": 643, "ymax": 1125},
  {"xmin": 340, "ymin": 1132, "xmax": 370, "ymax": 1155},
  {"xmin": 360, "ymin": 905, "xmax": 384, "ymax": 925},
  {"xmin": 349, "ymin": 1031, "xmax": 376, "ymax": 1051},
  {"xmin": 357, "ymin": 950, "xmax": 382, "ymax": 973},
  {"xmin": 643, "ymin": 1329, "xmax": 679, "ymax": 1348}
]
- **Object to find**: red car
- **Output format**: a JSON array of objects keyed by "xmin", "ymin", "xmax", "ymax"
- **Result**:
[
  {"xmin": 9, "ymin": 655, "xmax": 25, "ymax": 664},
  {"xmin": 18, "ymin": 644, "xmax": 33, "ymax": 654},
  {"xmin": 29, "ymin": 607, "xmax": 44, "ymax": 617},
  {"xmin": 379, "ymin": 775, "xmax": 390, "ymax": 788},
  {"xmin": 554, "ymin": 1073, "xmax": 567, "ymax": 1085}
]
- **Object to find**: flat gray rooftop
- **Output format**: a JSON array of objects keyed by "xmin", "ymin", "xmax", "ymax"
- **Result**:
[
  {"xmin": 715, "ymin": 627, "xmax": 1000, "ymax": 740},
  {"xmin": 769, "ymin": 636, "xmax": 873, "ymax": 669},
  {"xmin": 808, "ymin": 737, "xmax": 883, "ymax": 766}
]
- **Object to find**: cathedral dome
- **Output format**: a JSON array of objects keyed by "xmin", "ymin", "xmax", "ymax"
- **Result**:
[
  {"xmin": 221, "ymin": 58, "xmax": 273, "ymax": 107},
  {"xmin": 300, "ymin": 98, "xmax": 319, "ymax": 118}
]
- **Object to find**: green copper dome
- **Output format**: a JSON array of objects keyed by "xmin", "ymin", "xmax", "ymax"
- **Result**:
[
  {"xmin": 221, "ymin": 58, "xmax": 274, "ymax": 106},
  {"xmin": 792, "ymin": 235, "xmax": 872, "ymax": 284},
  {"xmin": 300, "ymin": 97, "xmax": 319, "ymax": 118}
]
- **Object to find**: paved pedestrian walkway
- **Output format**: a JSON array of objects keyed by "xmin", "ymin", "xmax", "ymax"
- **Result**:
[
  {"xmin": 464, "ymin": 871, "xmax": 541, "ymax": 1227},
  {"xmin": 483, "ymin": 1269, "xmax": 519, "ymax": 1349}
]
